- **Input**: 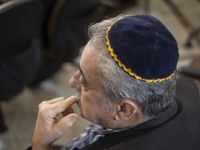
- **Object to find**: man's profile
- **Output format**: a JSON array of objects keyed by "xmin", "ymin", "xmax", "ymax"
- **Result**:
[{"xmin": 31, "ymin": 15, "xmax": 200, "ymax": 150}]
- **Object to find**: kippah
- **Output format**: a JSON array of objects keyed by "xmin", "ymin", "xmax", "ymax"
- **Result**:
[{"xmin": 106, "ymin": 15, "xmax": 179, "ymax": 82}]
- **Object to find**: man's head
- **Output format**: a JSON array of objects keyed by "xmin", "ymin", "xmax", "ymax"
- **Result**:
[{"xmin": 69, "ymin": 15, "xmax": 179, "ymax": 129}]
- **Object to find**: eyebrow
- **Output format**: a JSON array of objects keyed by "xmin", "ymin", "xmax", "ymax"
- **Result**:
[{"xmin": 78, "ymin": 63, "xmax": 88, "ymax": 84}]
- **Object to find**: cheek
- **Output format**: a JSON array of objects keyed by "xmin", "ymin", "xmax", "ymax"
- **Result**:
[
  {"xmin": 81, "ymin": 92, "xmax": 99, "ymax": 115},
  {"xmin": 81, "ymin": 93, "xmax": 93, "ymax": 111}
]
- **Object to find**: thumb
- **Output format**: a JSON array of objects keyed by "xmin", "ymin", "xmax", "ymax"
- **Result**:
[{"xmin": 54, "ymin": 113, "xmax": 78, "ymax": 136}]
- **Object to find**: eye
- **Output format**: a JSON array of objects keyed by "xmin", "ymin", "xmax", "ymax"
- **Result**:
[
  {"xmin": 79, "ymin": 78, "xmax": 86, "ymax": 88},
  {"xmin": 80, "ymin": 80, "xmax": 86, "ymax": 87}
]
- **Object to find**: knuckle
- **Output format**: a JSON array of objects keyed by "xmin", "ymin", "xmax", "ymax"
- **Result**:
[
  {"xmin": 57, "ymin": 99, "xmax": 66, "ymax": 107},
  {"xmin": 38, "ymin": 101, "xmax": 48, "ymax": 111}
]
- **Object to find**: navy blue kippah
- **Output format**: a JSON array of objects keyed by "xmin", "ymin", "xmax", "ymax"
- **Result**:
[{"xmin": 106, "ymin": 15, "xmax": 179, "ymax": 82}]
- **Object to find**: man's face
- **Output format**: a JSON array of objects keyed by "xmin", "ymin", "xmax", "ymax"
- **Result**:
[{"xmin": 69, "ymin": 41, "xmax": 116, "ymax": 128}]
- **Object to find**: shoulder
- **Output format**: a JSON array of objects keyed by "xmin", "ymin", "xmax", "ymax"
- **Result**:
[
  {"xmin": 176, "ymin": 76, "xmax": 199, "ymax": 93},
  {"xmin": 175, "ymin": 76, "xmax": 200, "ymax": 104}
]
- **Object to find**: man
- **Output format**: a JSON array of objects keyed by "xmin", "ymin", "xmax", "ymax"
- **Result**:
[{"xmin": 31, "ymin": 15, "xmax": 200, "ymax": 150}]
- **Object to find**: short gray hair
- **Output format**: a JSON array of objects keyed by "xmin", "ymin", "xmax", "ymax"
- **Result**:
[{"xmin": 88, "ymin": 15, "xmax": 176, "ymax": 118}]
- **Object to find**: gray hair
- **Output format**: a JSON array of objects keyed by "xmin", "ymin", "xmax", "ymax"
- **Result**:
[{"xmin": 88, "ymin": 15, "xmax": 176, "ymax": 118}]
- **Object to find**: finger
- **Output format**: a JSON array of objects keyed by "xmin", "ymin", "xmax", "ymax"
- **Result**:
[
  {"xmin": 48, "ymin": 97, "xmax": 66, "ymax": 104},
  {"xmin": 53, "ymin": 113, "xmax": 78, "ymax": 137},
  {"xmin": 49, "ymin": 96, "xmax": 77, "ymax": 115},
  {"xmin": 62, "ymin": 106, "xmax": 74, "ymax": 117}
]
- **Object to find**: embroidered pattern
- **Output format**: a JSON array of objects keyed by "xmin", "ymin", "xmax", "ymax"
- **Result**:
[{"xmin": 106, "ymin": 21, "xmax": 175, "ymax": 83}]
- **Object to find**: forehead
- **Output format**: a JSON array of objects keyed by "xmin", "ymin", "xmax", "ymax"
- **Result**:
[
  {"xmin": 80, "ymin": 42, "xmax": 99, "ymax": 72},
  {"xmin": 80, "ymin": 41, "xmax": 96, "ymax": 65}
]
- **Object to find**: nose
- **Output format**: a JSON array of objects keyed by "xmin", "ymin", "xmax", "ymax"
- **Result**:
[{"xmin": 69, "ymin": 70, "xmax": 81, "ymax": 91}]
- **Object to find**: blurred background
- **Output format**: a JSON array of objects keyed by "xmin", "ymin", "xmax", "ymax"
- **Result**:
[{"xmin": 0, "ymin": 0, "xmax": 200, "ymax": 149}]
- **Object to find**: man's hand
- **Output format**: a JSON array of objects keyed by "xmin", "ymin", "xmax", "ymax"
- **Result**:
[{"xmin": 32, "ymin": 96, "xmax": 79, "ymax": 150}]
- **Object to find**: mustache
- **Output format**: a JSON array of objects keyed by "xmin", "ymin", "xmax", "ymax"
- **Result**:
[{"xmin": 75, "ymin": 90, "xmax": 81, "ymax": 104}]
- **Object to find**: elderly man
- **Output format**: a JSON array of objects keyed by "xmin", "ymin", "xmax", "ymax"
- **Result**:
[{"xmin": 31, "ymin": 15, "xmax": 200, "ymax": 150}]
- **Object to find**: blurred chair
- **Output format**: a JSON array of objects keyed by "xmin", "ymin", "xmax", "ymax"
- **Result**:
[
  {"xmin": 46, "ymin": 0, "xmax": 137, "ymax": 63},
  {"xmin": 163, "ymin": 0, "xmax": 200, "ymax": 79},
  {"xmin": 164, "ymin": 0, "xmax": 200, "ymax": 47},
  {"xmin": 0, "ymin": 0, "xmax": 44, "ymax": 132},
  {"xmin": 28, "ymin": 0, "xmax": 115, "ymax": 86}
]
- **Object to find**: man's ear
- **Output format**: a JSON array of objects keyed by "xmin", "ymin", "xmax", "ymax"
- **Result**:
[{"xmin": 114, "ymin": 99, "xmax": 138, "ymax": 121}]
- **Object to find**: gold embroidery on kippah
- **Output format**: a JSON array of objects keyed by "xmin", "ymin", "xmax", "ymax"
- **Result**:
[{"xmin": 106, "ymin": 21, "xmax": 176, "ymax": 83}]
